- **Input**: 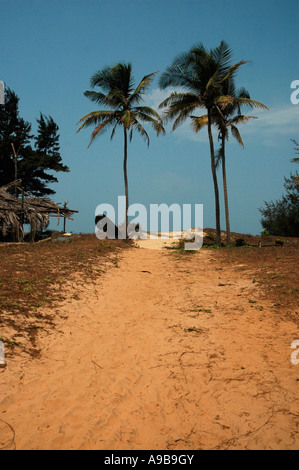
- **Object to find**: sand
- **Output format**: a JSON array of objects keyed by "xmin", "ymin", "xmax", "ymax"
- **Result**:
[{"xmin": 0, "ymin": 241, "xmax": 298, "ymax": 450}]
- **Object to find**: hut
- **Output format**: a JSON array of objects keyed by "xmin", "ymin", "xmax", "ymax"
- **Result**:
[{"xmin": 0, "ymin": 180, "xmax": 78, "ymax": 242}]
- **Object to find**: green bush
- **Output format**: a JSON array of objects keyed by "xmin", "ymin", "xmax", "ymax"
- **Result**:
[{"xmin": 259, "ymin": 173, "xmax": 299, "ymax": 237}]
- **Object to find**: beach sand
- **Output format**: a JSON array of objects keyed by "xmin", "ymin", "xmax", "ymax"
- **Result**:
[{"xmin": 0, "ymin": 242, "xmax": 298, "ymax": 450}]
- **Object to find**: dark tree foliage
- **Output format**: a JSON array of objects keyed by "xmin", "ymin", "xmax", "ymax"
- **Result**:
[
  {"xmin": 0, "ymin": 89, "xmax": 32, "ymax": 187},
  {"xmin": 259, "ymin": 173, "xmax": 299, "ymax": 237},
  {"xmin": 0, "ymin": 87, "xmax": 69, "ymax": 196}
]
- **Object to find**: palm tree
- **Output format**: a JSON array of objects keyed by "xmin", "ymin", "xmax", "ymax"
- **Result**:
[
  {"xmin": 158, "ymin": 41, "xmax": 247, "ymax": 246},
  {"xmin": 77, "ymin": 63, "xmax": 165, "ymax": 237},
  {"xmin": 191, "ymin": 81, "xmax": 268, "ymax": 245}
]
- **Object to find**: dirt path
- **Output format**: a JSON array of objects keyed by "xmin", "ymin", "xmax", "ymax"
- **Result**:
[{"xmin": 0, "ymin": 245, "xmax": 298, "ymax": 450}]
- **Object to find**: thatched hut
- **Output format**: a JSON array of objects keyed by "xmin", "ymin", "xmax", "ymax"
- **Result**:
[{"xmin": 0, "ymin": 180, "xmax": 78, "ymax": 242}]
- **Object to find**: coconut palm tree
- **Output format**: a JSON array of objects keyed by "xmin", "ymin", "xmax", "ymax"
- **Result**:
[
  {"xmin": 158, "ymin": 41, "xmax": 247, "ymax": 246},
  {"xmin": 77, "ymin": 63, "xmax": 165, "ymax": 237},
  {"xmin": 191, "ymin": 80, "xmax": 268, "ymax": 245}
]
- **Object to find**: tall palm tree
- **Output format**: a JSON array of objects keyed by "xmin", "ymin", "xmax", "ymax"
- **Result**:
[
  {"xmin": 191, "ymin": 81, "xmax": 268, "ymax": 245},
  {"xmin": 158, "ymin": 41, "xmax": 247, "ymax": 246},
  {"xmin": 77, "ymin": 63, "xmax": 165, "ymax": 237}
]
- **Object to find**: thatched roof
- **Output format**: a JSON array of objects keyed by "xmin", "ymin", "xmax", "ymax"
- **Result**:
[{"xmin": 0, "ymin": 180, "xmax": 78, "ymax": 240}]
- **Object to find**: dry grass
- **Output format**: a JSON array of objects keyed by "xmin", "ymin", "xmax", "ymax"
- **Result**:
[
  {"xmin": 0, "ymin": 234, "xmax": 132, "ymax": 357},
  {"xmin": 170, "ymin": 229, "xmax": 299, "ymax": 326},
  {"xmin": 216, "ymin": 243, "xmax": 299, "ymax": 324}
]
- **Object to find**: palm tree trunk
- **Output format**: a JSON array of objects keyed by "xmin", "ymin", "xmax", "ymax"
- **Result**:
[
  {"xmin": 123, "ymin": 126, "xmax": 129, "ymax": 239},
  {"xmin": 207, "ymin": 108, "xmax": 221, "ymax": 247},
  {"xmin": 221, "ymin": 136, "xmax": 231, "ymax": 246}
]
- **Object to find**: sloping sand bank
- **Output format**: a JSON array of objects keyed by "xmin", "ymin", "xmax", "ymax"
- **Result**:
[{"xmin": 0, "ymin": 245, "xmax": 298, "ymax": 450}]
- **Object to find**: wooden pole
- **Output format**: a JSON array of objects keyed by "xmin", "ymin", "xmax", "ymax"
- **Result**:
[
  {"xmin": 21, "ymin": 188, "xmax": 24, "ymax": 231},
  {"xmin": 63, "ymin": 201, "xmax": 69, "ymax": 233},
  {"xmin": 63, "ymin": 203, "xmax": 66, "ymax": 233},
  {"xmin": 11, "ymin": 143, "xmax": 21, "ymax": 196}
]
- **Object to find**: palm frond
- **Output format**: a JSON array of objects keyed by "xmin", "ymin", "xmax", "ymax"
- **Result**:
[
  {"xmin": 130, "ymin": 72, "xmax": 157, "ymax": 105},
  {"xmin": 84, "ymin": 91, "xmax": 110, "ymax": 107},
  {"xmin": 215, "ymin": 147, "xmax": 223, "ymax": 169},
  {"xmin": 90, "ymin": 63, "xmax": 134, "ymax": 99},
  {"xmin": 235, "ymin": 97, "xmax": 269, "ymax": 110},
  {"xmin": 77, "ymin": 110, "xmax": 117, "ymax": 132},
  {"xmin": 171, "ymin": 106, "xmax": 196, "ymax": 131},
  {"xmin": 105, "ymin": 89, "xmax": 128, "ymax": 107},
  {"xmin": 120, "ymin": 109, "xmax": 133, "ymax": 128},
  {"xmin": 129, "ymin": 128, "xmax": 133, "ymax": 142},
  {"xmin": 229, "ymin": 114, "xmax": 257, "ymax": 125},
  {"xmin": 135, "ymin": 106, "xmax": 162, "ymax": 120},
  {"xmin": 159, "ymin": 91, "xmax": 201, "ymax": 110},
  {"xmin": 237, "ymin": 87, "xmax": 251, "ymax": 99},
  {"xmin": 172, "ymin": 104, "xmax": 202, "ymax": 129},
  {"xmin": 216, "ymin": 95, "xmax": 235, "ymax": 109},
  {"xmin": 190, "ymin": 115, "xmax": 208, "ymax": 133},
  {"xmin": 212, "ymin": 41, "xmax": 233, "ymax": 76},
  {"xmin": 132, "ymin": 120, "xmax": 150, "ymax": 146},
  {"xmin": 220, "ymin": 60, "xmax": 248, "ymax": 84},
  {"xmin": 230, "ymin": 124, "xmax": 244, "ymax": 147},
  {"xmin": 135, "ymin": 111, "xmax": 165, "ymax": 136},
  {"xmin": 159, "ymin": 92, "xmax": 202, "ymax": 126},
  {"xmin": 291, "ymin": 139, "xmax": 299, "ymax": 155},
  {"xmin": 111, "ymin": 63, "xmax": 135, "ymax": 98},
  {"xmin": 110, "ymin": 120, "xmax": 120, "ymax": 141},
  {"xmin": 158, "ymin": 58, "xmax": 200, "ymax": 92},
  {"xmin": 205, "ymin": 70, "xmax": 221, "ymax": 93},
  {"xmin": 88, "ymin": 117, "xmax": 116, "ymax": 146},
  {"xmin": 90, "ymin": 66, "xmax": 115, "ymax": 91}
]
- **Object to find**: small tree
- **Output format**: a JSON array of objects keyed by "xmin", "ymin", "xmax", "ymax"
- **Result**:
[{"xmin": 259, "ymin": 173, "xmax": 299, "ymax": 236}]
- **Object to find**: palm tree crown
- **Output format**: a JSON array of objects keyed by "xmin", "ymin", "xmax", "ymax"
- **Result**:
[
  {"xmin": 78, "ymin": 63, "xmax": 165, "ymax": 146},
  {"xmin": 158, "ymin": 42, "xmax": 246, "ymax": 126}
]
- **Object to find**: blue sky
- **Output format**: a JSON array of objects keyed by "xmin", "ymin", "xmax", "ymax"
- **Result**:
[{"xmin": 1, "ymin": 0, "xmax": 299, "ymax": 235}]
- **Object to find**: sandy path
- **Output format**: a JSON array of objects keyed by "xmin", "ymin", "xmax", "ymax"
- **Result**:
[{"xmin": 0, "ymin": 245, "xmax": 298, "ymax": 450}]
